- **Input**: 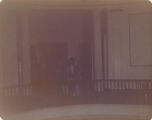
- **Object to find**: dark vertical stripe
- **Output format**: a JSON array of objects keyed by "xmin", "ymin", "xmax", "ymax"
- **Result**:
[{"xmin": 16, "ymin": 12, "xmax": 23, "ymax": 96}]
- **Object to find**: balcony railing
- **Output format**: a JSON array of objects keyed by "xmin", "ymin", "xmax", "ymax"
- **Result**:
[
  {"xmin": 0, "ymin": 79, "xmax": 152, "ymax": 113},
  {"xmin": 0, "ymin": 79, "xmax": 151, "ymax": 97}
]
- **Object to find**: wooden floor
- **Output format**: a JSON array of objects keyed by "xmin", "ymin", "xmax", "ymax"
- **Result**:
[{"xmin": 5, "ymin": 104, "xmax": 152, "ymax": 120}]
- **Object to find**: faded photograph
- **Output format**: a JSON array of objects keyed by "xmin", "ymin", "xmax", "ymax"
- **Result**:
[{"xmin": 0, "ymin": 0, "xmax": 152, "ymax": 120}]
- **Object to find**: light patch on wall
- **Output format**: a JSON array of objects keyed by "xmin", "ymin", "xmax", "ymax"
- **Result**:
[
  {"xmin": 0, "ymin": 117, "xmax": 3, "ymax": 120},
  {"xmin": 149, "ymin": 0, "xmax": 152, "ymax": 3},
  {"xmin": 0, "ymin": 0, "xmax": 3, "ymax": 3}
]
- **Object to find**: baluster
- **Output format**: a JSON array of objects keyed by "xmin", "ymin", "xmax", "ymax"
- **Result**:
[
  {"xmin": 126, "ymin": 81, "xmax": 128, "ymax": 89},
  {"xmin": 112, "ymin": 81, "xmax": 115, "ymax": 90},
  {"xmin": 121, "ymin": 81, "xmax": 125, "ymax": 90},
  {"xmin": 135, "ymin": 81, "xmax": 138, "ymax": 89},
  {"xmin": 115, "ymin": 81, "xmax": 117, "ymax": 90},
  {"xmin": 98, "ymin": 80, "xmax": 100, "ymax": 92},
  {"xmin": 114, "ymin": 80, "xmax": 116, "ymax": 90},
  {"xmin": 119, "ymin": 80, "xmax": 121, "ymax": 90},
  {"xmin": 117, "ymin": 80, "xmax": 119, "ymax": 90},
  {"xmin": 140, "ymin": 81, "xmax": 142, "ymax": 89},
  {"xmin": 124, "ymin": 81, "xmax": 126, "ymax": 90},
  {"xmin": 24, "ymin": 86, "xmax": 26, "ymax": 96},
  {"xmin": 114, "ymin": 81, "xmax": 116, "ymax": 90},
  {"xmin": 107, "ymin": 80, "xmax": 109, "ymax": 89},
  {"xmin": 109, "ymin": 80, "xmax": 111, "ymax": 90},
  {"xmin": 12, "ymin": 88, "xmax": 14, "ymax": 96},
  {"xmin": 149, "ymin": 81, "xmax": 152, "ymax": 90},
  {"xmin": 16, "ymin": 87, "xmax": 18, "ymax": 96},
  {"xmin": 105, "ymin": 80, "xmax": 107, "ymax": 89},
  {"xmin": 130, "ymin": 80, "xmax": 133, "ymax": 89},
  {"xmin": 129, "ymin": 81, "xmax": 131, "ymax": 89},
  {"xmin": 134, "ymin": 80, "xmax": 136, "ymax": 89},
  {"xmin": 111, "ymin": 81, "xmax": 113, "ymax": 90},
  {"xmin": 94, "ymin": 80, "xmax": 97, "ymax": 92}
]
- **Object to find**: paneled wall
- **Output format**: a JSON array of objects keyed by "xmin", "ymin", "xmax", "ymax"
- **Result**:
[{"xmin": 107, "ymin": 3, "xmax": 152, "ymax": 80}]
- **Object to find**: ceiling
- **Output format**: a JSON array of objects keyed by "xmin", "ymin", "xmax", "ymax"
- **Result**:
[{"xmin": 2, "ymin": 0, "xmax": 150, "ymax": 6}]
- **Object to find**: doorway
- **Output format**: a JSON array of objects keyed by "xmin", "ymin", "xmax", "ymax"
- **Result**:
[{"xmin": 26, "ymin": 10, "xmax": 94, "ymax": 95}]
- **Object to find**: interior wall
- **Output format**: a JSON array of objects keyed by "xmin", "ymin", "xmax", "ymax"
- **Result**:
[
  {"xmin": 28, "ymin": 11, "xmax": 91, "ymax": 59},
  {"xmin": 107, "ymin": 3, "xmax": 152, "ymax": 80},
  {"xmin": 21, "ymin": 10, "xmax": 94, "ymax": 83},
  {"xmin": 0, "ymin": 7, "xmax": 19, "ymax": 86},
  {"xmin": 1, "ymin": 3, "xmax": 152, "ymax": 87}
]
